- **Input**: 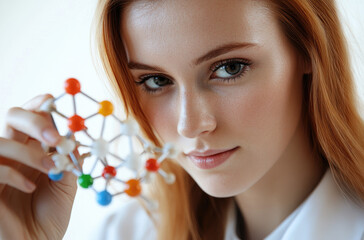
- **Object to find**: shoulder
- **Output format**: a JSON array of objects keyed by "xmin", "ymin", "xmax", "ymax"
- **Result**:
[
  {"xmin": 282, "ymin": 170, "xmax": 364, "ymax": 240},
  {"xmin": 90, "ymin": 200, "xmax": 157, "ymax": 240}
]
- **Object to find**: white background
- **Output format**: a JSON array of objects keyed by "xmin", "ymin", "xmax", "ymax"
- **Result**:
[{"xmin": 0, "ymin": 1, "xmax": 363, "ymax": 239}]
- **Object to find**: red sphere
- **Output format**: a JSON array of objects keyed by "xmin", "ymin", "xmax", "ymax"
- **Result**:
[
  {"xmin": 145, "ymin": 158, "xmax": 160, "ymax": 172},
  {"xmin": 102, "ymin": 166, "xmax": 117, "ymax": 179},
  {"xmin": 65, "ymin": 78, "xmax": 81, "ymax": 95},
  {"xmin": 68, "ymin": 115, "xmax": 85, "ymax": 132}
]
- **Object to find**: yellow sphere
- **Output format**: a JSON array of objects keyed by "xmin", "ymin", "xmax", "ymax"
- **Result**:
[{"xmin": 99, "ymin": 100, "xmax": 114, "ymax": 116}]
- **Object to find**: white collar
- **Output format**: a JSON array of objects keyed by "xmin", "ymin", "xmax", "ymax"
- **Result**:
[{"xmin": 225, "ymin": 171, "xmax": 364, "ymax": 240}]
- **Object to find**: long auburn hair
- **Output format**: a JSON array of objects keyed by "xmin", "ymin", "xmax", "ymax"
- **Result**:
[{"xmin": 94, "ymin": 0, "xmax": 364, "ymax": 239}]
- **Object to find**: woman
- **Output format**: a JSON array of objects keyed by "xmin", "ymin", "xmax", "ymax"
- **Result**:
[{"xmin": 0, "ymin": 0, "xmax": 363, "ymax": 239}]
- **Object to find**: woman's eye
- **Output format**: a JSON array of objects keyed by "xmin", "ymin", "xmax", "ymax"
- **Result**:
[
  {"xmin": 216, "ymin": 62, "xmax": 241, "ymax": 77},
  {"xmin": 136, "ymin": 75, "xmax": 172, "ymax": 93},
  {"xmin": 211, "ymin": 59, "xmax": 251, "ymax": 81}
]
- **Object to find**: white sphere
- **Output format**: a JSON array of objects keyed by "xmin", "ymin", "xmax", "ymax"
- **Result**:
[
  {"xmin": 120, "ymin": 119, "xmax": 140, "ymax": 136},
  {"xmin": 52, "ymin": 153, "xmax": 70, "ymax": 169},
  {"xmin": 124, "ymin": 153, "xmax": 141, "ymax": 171},
  {"xmin": 56, "ymin": 137, "xmax": 76, "ymax": 155},
  {"xmin": 91, "ymin": 138, "xmax": 109, "ymax": 158}
]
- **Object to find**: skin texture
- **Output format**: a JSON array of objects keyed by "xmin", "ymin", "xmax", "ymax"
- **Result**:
[{"xmin": 122, "ymin": 0, "xmax": 324, "ymax": 239}]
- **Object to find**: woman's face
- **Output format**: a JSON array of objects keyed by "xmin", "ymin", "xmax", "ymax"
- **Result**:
[{"xmin": 122, "ymin": 0, "xmax": 308, "ymax": 197}]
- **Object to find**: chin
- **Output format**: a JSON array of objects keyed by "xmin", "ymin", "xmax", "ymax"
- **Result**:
[
  {"xmin": 204, "ymin": 189, "xmax": 236, "ymax": 198},
  {"xmin": 192, "ymin": 175, "xmax": 246, "ymax": 198}
]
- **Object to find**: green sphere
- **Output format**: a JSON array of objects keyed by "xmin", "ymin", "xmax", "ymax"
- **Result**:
[{"xmin": 78, "ymin": 174, "xmax": 93, "ymax": 188}]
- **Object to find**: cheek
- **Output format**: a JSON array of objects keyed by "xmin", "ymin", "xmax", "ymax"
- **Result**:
[
  {"xmin": 142, "ymin": 97, "xmax": 178, "ymax": 141},
  {"xmin": 225, "ymin": 66, "xmax": 303, "ymax": 160}
]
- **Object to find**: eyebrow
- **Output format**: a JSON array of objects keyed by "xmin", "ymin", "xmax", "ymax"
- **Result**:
[{"xmin": 127, "ymin": 42, "xmax": 257, "ymax": 71}]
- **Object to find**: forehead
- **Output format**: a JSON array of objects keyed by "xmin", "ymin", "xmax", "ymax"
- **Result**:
[{"xmin": 121, "ymin": 0, "xmax": 274, "ymax": 64}]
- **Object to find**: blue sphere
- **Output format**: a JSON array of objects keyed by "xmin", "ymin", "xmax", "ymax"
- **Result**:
[
  {"xmin": 48, "ymin": 172, "xmax": 64, "ymax": 181},
  {"xmin": 97, "ymin": 190, "xmax": 112, "ymax": 206}
]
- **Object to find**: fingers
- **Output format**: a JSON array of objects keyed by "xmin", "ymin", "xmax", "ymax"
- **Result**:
[
  {"xmin": 0, "ymin": 94, "xmax": 59, "ymax": 194},
  {"xmin": 0, "ymin": 138, "xmax": 54, "ymax": 175},
  {"xmin": 6, "ymin": 107, "xmax": 61, "ymax": 146},
  {"xmin": 22, "ymin": 94, "xmax": 54, "ymax": 111},
  {"xmin": 4, "ymin": 94, "xmax": 57, "ymax": 144},
  {"xmin": 0, "ymin": 166, "xmax": 36, "ymax": 193}
]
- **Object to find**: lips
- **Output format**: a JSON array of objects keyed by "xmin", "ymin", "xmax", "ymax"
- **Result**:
[{"xmin": 186, "ymin": 147, "xmax": 239, "ymax": 170}]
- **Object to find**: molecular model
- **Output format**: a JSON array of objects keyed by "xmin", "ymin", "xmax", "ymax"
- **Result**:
[{"xmin": 39, "ymin": 78, "xmax": 177, "ymax": 207}]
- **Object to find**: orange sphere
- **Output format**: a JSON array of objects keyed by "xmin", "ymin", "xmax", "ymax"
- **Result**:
[
  {"xmin": 65, "ymin": 78, "xmax": 81, "ymax": 95},
  {"xmin": 68, "ymin": 115, "xmax": 85, "ymax": 132},
  {"xmin": 125, "ymin": 179, "xmax": 142, "ymax": 197},
  {"xmin": 98, "ymin": 100, "xmax": 114, "ymax": 117}
]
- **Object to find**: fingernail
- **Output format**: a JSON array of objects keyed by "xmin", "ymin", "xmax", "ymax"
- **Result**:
[
  {"xmin": 42, "ymin": 157, "xmax": 55, "ymax": 171},
  {"xmin": 24, "ymin": 180, "xmax": 36, "ymax": 192},
  {"xmin": 42, "ymin": 128, "xmax": 60, "ymax": 145}
]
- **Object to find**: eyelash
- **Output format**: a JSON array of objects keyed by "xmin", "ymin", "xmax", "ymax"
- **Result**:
[{"xmin": 135, "ymin": 58, "xmax": 252, "ymax": 94}]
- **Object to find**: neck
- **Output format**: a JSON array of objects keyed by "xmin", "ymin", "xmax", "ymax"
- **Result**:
[{"xmin": 234, "ymin": 122, "xmax": 326, "ymax": 240}]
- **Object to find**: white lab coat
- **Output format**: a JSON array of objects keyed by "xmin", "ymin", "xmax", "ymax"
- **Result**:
[{"xmin": 91, "ymin": 171, "xmax": 364, "ymax": 240}]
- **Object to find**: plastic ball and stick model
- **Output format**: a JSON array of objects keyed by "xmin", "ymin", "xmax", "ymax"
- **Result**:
[{"xmin": 38, "ymin": 78, "xmax": 177, "ymax": 207}]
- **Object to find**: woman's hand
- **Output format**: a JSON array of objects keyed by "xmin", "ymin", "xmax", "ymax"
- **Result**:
[{"xmin": 0, "ymin": 94, "xmax": 78, "ymax": 240}]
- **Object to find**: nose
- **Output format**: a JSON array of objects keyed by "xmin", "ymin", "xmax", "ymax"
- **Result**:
[{"xmin": 177, "ymin": 90, "xmax": 217, "ymax": 138}]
